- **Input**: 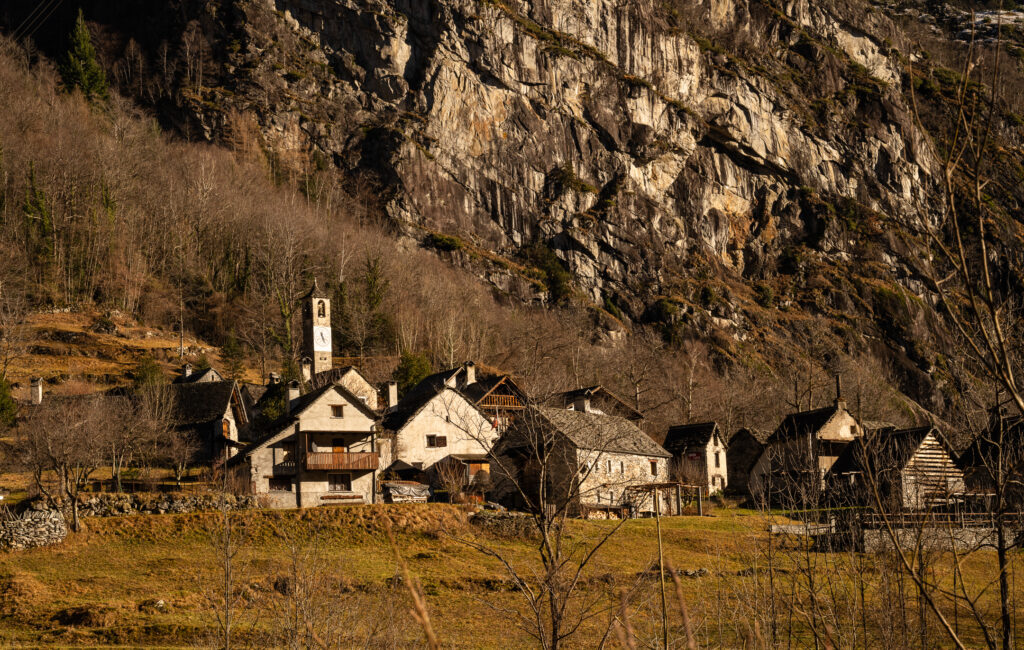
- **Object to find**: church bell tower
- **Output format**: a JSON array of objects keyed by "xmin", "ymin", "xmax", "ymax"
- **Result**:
[{"xmin": 302, "ymin": 279, "xmax": 332, "ymax": 377}]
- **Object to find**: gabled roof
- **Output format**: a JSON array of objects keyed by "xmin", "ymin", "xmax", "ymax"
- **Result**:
[
  {"xmin": 168, "ymin": 380, "xmax": 237, "ymax": 427},
  {"xmin": 534, "ymin": 407, "xmax": 670, "ymax": 458},
  {"xmin": 238, "ymin": 382, "xmax": 379, "ymax": 457},
  {"xmin": 769, "ymin": 403, "xmax": 846, "ymax": 442},
  {"xmin": 462, "ymin": 374, "xmax": 526, "ymax": 403},
  {"xmin": 663, "ymin": 422, "xmax": 720, "ymax": 456},
  {"xmin": 554, "ymin": 385, "xmax": 643, "ymax": 420},
  {"xmin": 302, "ymin": 278, "xmax": 329, "ymax": 300},
  {"xmin": 308, "ymin": 365, "xmax": 375, "ymax": 393},
  {"xmin": 958, "ymin": 413, "xmax": 1024, "ymax": 469},
  {"xmin": 173, "ymin": 366, "xmax": 224, "ymax": 384},
  {"xmin": 729, "ymin": 427, "xmax": 770, "ymax": 445},
  {"xmin": 829, "ymin": 426, "xmax": 938, "ymax": 475}
]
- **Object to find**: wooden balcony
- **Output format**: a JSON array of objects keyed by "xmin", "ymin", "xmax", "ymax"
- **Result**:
[
  {"xmin": 305, "ymin": 452, "xmax": 379, "ymax": 472},
  {"xmin": 272, "ymin": 460, "xmax": 297, "ymax": 475},
  {"xmin": 478, "ymin": 394, "xmax": 524, "ymax": 410}
]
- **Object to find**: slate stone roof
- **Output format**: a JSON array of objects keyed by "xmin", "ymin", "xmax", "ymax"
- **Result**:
[
  {"xmin": 729, "ymin": 427, "xmax": 770, "ymax": 445},
  {"xmin": 238, "ymin": 382, "xmax": 379, "ymax": 456},
  {"xmin": 535, "ymin": 407, "xmax": 670, "ymax": 458},
  {"xmin": 383, "ymin": 364, "xmax": 516, "ymax": 431},
  {"xmin": 173, "ymin": 367, "xmax": 223, "ymax": 384},
  {"xmin": 309, "ymin": 365, "xmax": 364, "ymax": 391},
  {"xmin": 553, "ymin": 385, "xmax": 643, "ymax": 420},
  {"xmin": 769, "ymin": 404, "xmax": 844, "ymax": 442},
  {"xmin": 168, "ymin": 381, "xmax": 236, "ymax": 427},
  {"xmin": 302, "ymin": 278, "xmax": 329, "ymax": 300},
  {"xmin": 662, "ymin": 422, "xmax": 719, "ymax": 456},
  {"xmin": 829, "ymin": 426, "xmax": 935, "ymax": 475},
  {"xmin": 958, "ymin": 414, "xmax": 1024, "ymax": 469}
]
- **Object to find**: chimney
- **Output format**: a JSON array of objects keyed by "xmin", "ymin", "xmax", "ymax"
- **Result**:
[
  {"xmin": 268, "ymin": 372, "xmax": 281, "ymax": 386},
  {"xmin": 30, "ymin": 377, "xmax": 43, "ymax": 405},
  {"xmin": 182, "ymin": 363, "xmax": 192, "ymax": 378},
  {"xmin": 286, "ymin": 380, "xmax": 300, "ymax": 413},
  {"xmin": 386, "ymin": 381, "xmax": 399, "ymax": 409},
  {"xmin": 464, "ymin": 361, "xmax": 476, "ymax": 387},
  {"xmin": 573, "ymin": 394, "xmax": 590, "ymax": 414},
  {"xmin": 834, "ymin": 375, "xmax": 846, "ymax": 410},
  {"xmin": 300, "ymin": 357, "xmax": 312, "ymax": 382}
]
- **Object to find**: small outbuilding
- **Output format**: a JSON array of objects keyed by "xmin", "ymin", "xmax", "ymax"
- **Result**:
[
  {"xmin": 828, "ymin": 425, "xmax": 965, "ymax": 510},
  {"xmin": 662, "ymin": 422, "xmax": 728, "ymax": 494}
]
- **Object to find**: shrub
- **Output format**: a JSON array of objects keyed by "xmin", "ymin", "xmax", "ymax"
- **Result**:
[
  {"xmin": 754, "ymin": 283, "xmax": 775, "ymax": 308},
  {"xmin": 425, "ymin": 233, "xmax": 464, "ymax": 252}
]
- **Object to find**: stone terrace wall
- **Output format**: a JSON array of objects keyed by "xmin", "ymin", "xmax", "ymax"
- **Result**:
[
  {"xmin": 0, "ymin": 508, "xmax": 67, "ymax": 551},
  {"xmin": 76, "ymin": 492, "xmax": 259, "ymax": 517}
]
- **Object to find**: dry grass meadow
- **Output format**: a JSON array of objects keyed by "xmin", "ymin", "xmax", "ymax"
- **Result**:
[{"xmin": 0, "ymin": 503, "xmax": 1021, "ymax": 648}]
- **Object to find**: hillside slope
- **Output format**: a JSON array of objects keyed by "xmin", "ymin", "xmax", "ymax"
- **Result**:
[{"xmin": 3, "ymin": 0, "xmax": 1023, "ymax": 417}]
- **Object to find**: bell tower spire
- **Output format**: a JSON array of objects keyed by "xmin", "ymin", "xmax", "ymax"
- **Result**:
[{"xmin": 301, "ymin": 279, "xmax": 332, "ymax": 377}]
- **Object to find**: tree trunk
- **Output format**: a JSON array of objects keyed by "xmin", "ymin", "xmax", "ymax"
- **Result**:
[{"xmin": 997, "ymin": 522, "xmax": 1012, "ymax": 650}]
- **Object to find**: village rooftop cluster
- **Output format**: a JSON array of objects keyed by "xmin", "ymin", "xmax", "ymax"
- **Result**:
[{"xmin": 15, "ymin": 282, "xmax": 1016, "ymax": 520}]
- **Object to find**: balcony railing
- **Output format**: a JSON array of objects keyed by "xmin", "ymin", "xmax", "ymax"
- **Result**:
[
  {"xmin": 305, "ymin": 452, "xmax": 379, "ymax": 471},
  {"xmin": 478, "ymin": 394, "xmax": 524, "ymax": 409},
  {"xmin": 272, "ymin": 460, "xmax": 297, "ymax": 475}
]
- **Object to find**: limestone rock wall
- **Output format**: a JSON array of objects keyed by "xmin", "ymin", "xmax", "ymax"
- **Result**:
[{"xmin": 255, "ymin": 0, "xmax": 936, "ymax": 309}]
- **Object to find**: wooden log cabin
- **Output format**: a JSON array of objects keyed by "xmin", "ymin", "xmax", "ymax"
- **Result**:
[{"xmin": 827, "ymin": 425, "xmax": 966, "ymax": 511}]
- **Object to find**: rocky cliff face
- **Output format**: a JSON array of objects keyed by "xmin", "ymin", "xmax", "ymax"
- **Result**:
[
  {"xmin": 54, "ymin": 0, "xmax": 1018, "ymax": 408},
  {"xmin": 189, "ymin": 0, "xmax": 941, "ymax": 313},
  {"xmin": 235, "ymin": 0, "xmax": 937, "ymax": 299}
]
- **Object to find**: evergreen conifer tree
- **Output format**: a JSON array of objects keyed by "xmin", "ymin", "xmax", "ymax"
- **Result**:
[
  {"xmin": 59, "ymin": 9, "xmax": 108, "ymax": 103},
  {"xmin": 393, "ymin": 351, "xmax": 432, "ymax": 397},
  {"xmin": 221, "ymin": 332, "xmax": 246, "ymax": 380}
]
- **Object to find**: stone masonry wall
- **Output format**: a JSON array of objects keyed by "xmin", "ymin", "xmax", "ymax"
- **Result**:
[{"xmin": 0, "ymin": 508, "xmax": 67, "ymax": 551}]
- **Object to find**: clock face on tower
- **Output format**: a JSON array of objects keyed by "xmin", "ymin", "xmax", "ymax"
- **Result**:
[{"xmin": 313, "ymin": 325, "xmax": 331, "ymax": 352}]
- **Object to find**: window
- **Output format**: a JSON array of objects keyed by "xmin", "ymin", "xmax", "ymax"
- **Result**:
[
  {"xmin": 269, "ymin": 477, "xmax": 292, "ymax": 491},
  {"xmin": 619, "ymin": 461, "xmax": 624, "ymax": 474},
  {"xmin": 328, "ymin": 473, "xmax": 352, "ymax": 492},
  {"xmin": 714, "ymin": 452, "xmax": 720, "ymax": 468},
  {"xmin": 606, "ymin": 460, "xmax": 612, "ymax": 473},
  {"xmin": 331, "ymin": 405, "xmax": 345, "ymax": 418},
  {"xmin": 426, "ymin": 435, "xmax": 447, "ymax": 448},
  {"xmin": 650, "ymin": 460, "xmax": 658, "ymax": 476}
]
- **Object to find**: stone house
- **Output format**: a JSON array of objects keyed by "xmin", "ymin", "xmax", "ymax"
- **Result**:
[
  {"xmin": 552, "ymin": 385, "xmax": 643, "ymax": 423},
  {"xmin": 493, "ymin": 401, "xmax": 672, "ymax": 517},
  {"xmin": 662, "ymin": 421, "xmax": 728, "ymax": 494},
  {"xmin": 381, "ymin": 363, "xmax": 498, "ymax": 492},
  {"xmin": 230, "ymin": 380, "xmax": 381, "ymax": 508},
  {"xmin": 167, "ymin": 379, "xmax": 250, "ymax": 462},
  {"xmin": 748, "ymin": 395, "xmax": 863, "ymax": 504},
  {"xmin": 173, "ymin": 364, "xmax": 223, "ymax": 384},
  {"xmin": 725, "ymin": 427, "xmax": 768, "ymax": 497},
  {"xmin": 307, "ymin": 364, "xmax": 383, "ymax": 411},
  {"xmin": 828, "ymin": 426, "xmax": 965, "ymax": 510},
  {"xmin": 958, "ymin": 407, "xmax": 1024, "ymax": 508}
]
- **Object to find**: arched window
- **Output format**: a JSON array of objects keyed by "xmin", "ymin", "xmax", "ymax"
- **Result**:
[{"xmin": 317, "ymin": 300, "xmax": 326, "ymax": 318}]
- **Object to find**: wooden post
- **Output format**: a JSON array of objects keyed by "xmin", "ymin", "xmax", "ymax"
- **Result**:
[
  {"xmin": 676, "ymin": 484, "xmax": 682, "ymax": 516},
  {"xmin": 697, "ymin": 487, "xmax": 704, "ymax": 517},
  {"xmin": 655, "ymin": 487, "xmax": 668, "ymax": 650}
]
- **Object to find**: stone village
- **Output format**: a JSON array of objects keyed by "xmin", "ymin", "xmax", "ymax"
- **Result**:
[{"xmin": 8, "ymin": 281, "xmax": 1020, "ymax": 548}]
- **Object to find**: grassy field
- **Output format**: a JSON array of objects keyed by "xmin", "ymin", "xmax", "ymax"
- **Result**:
[{"xmin": 1, "ymin": 504, "xmax": 1021, "ymax": 648}]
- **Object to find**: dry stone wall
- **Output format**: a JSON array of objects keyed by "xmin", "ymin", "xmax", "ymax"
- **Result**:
[
  {"xmin": 0, "ymin": 508, "xmax": 68, "ymax": 551},
  {"xmin": 75, "ymin": 493, "xmax": 259, "ymax": 517}
]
